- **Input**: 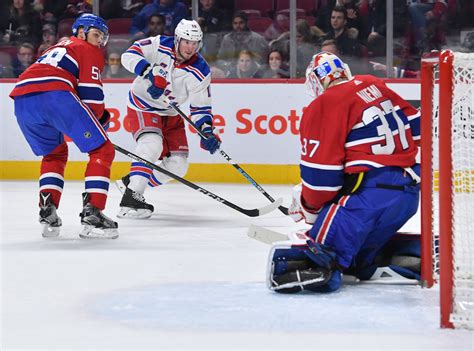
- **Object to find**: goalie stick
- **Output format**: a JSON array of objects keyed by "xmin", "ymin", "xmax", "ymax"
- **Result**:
[
  {"xmin": 166, "ymin": 101, "xmax": 289, "ymax": 216},
  {"xmin": 113, "ymin": 144, "xmax": 283, "ymax": 217}
]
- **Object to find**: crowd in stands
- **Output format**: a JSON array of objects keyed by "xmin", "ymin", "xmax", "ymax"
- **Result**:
[{"xmin": 0, "ymin": 0, "xmax": 473, "ymax": 79}]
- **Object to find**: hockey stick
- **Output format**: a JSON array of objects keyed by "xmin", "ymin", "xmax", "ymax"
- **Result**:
[
  {"xmin": 166, "ymin": 101, "xmax": 289, "ymax": 216},
  {"xmin": 113, "ymin": 144, "xmax": 283, "ymax": 217}
]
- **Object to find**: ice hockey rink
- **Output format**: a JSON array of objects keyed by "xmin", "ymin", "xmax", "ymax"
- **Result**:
[{"xmin": 1, "ymin": 180, "xmax": 472, "ymax": 351}]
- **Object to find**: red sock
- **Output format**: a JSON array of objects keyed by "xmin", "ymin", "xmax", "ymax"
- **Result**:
[
  {"xmin": 85, "ymin": 140, "xmax": 115, "ymax": 210},
  {"xmin": 39, "ymin": 143, "xmax": 68, "ymax": 208}
]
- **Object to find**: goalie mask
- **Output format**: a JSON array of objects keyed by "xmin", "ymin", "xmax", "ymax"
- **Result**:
[
  {"xmin": 174, "ymin": 19, "xmax": 203, "ymax": 52},
  {"xmin": 305, "ymin": 52, "xmax": 352, "ymax": 98}
]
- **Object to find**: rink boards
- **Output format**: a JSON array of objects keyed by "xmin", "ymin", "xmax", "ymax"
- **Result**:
[{"xmin": 0, "ymin": 79, "xmax": 420, "ymax": 183}]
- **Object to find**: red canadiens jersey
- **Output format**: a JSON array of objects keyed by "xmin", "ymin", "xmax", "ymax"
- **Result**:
[
  {"xmin": 299, "ymin": 75, "xmax": 420, "ymax": 211},
  {"xmin": 10, "ymin": 36, "xmax": 105, "ymax": 118}
]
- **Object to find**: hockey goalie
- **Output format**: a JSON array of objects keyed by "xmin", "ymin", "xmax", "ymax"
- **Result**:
[{"xmin": 268, "ymin": 52, "xmax": 421, "ymax": 293}]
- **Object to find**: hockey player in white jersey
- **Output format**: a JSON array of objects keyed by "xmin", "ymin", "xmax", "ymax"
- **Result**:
[{"xmin": 118, "ymin": 19, "xmax": 220, "ymax": 218}]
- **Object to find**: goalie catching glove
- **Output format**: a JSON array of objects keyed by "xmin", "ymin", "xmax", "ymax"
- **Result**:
[
  {"xmin": 288, "ymin": 183, "xmax": 320, "ymax": 224},
  {"xmin": 267, "ymin": 231, "xmax": 342, "ymax": 293},
  {"xmin": 141, "ymin": 64, "xmax": 168, "ymax": 99}
]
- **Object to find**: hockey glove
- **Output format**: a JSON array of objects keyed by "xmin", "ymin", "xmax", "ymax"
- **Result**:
[
  {"xmin": 199, "ymin": 124, "xmax": 221, "ymax": 154},
  {"xmin": 142, "ymin": 64, "xmax": 167, "ymax": 99},
  {"xmin": 99, "ymin": 109, "xmax": 111, "ymax": 131},
  {"xmin": 288, "ymin": 183, "xmax": 320, "ymax": 224}
]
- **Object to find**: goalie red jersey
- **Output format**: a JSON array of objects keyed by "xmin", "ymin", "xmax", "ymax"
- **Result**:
[
  {"xmin": 299, "ymin": 74, "xmax": 420, "ymax": 211},
  {"xmin": 10, "ymin": 36, "xmax": 105, "ymax": 118}
]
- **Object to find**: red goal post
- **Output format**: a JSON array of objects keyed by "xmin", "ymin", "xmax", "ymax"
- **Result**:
[{"xmin": 420, "ymin": 50, "xmax": 474, "ymax": 329}]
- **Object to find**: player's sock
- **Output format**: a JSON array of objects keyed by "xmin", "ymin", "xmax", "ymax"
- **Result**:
[
  {"xmin": 85, "ymin": 141, "xmax": 115, "ymax": 210},
  {"xmin": 39, "ymin": 142, "xmax": 68, "ymax": 208}
]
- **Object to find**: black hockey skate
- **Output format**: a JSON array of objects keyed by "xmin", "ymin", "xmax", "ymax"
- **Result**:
[
  {"xmin": 39, "ymin": 192, "xmax": 62, "ymax": 238},
  {"xmin": 79, "ymin": 193, "xmax": 119, "ymax": 239},
  {"xmin": 117, "ymin": 187, "xmax": 154, "ymax": 219},
  {"xmin": 115, "ymin": 174, "xmax": 130, "ymax": 194}
]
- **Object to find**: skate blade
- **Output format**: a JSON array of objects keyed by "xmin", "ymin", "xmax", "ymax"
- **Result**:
[
  {"xmin": 41, "ymin": 223, "xmax": 60, "ymax": 238},
  {"xmin": 79, "ymin": 225, "xmax": 119, "ymax": 239},
  {"xmin": 117, "ymin": 207, "xmax": 152, "ymax": 219},
  {"xmin": 115, "ymin": 179, "xmax": 126, "ymax": 194}
]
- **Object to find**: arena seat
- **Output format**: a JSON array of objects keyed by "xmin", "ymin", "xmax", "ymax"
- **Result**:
[
  {"xmin": 275, "ymin": 0, "xmax": 318, "ymax": 15},
  {"xmin": 106, "ymin": 18, "xmax": 133, "ymax": 35},
  {"xmin": 235, "ymin": 0, "xmax": 274, "ymax": 16},
  {"xmin": 247, "ymin": 17, "xmax": 273, "ymax": 35}
]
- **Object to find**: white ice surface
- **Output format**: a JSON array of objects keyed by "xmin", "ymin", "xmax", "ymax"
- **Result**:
[{"xmin": 1, "ymin": 181, "xmax": 472, "ymax": 350}]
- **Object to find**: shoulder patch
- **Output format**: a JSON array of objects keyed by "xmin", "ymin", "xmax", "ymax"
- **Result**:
[{"xmin": 138, "ymin": 39, "xmax": 152, "ymax": 46}]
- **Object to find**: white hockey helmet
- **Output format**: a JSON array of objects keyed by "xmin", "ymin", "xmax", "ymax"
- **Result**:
[
  {"xmin": 174, "ymin": 19, "xmax": 203, "ymax": 52},
  {"xmin": 305, "ymin": 51, "xmax": 352, "ymax": 97}
]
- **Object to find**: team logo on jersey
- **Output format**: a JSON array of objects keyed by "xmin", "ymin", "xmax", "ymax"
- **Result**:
[{"xmin": 84, "ymin": 132, "xmax": 92, "ymax": 138}]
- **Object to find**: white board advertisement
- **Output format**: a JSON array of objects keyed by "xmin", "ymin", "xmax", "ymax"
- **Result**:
[{"xmin": 0, "ymin": 80, "xmax": 420, "ymax": 165}]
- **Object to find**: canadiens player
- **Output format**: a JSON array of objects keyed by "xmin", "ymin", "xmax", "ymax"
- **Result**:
[
  {"xmin": 117, "ymin": 19, "xmax": 220, "ymax": 219},
  {"xmin": 9, "ymin": 14, "xmax": 119, "ymax": 239},
  {"xmin": 267, "ymin": 52, "xmax": 421, "ymax": 293}
]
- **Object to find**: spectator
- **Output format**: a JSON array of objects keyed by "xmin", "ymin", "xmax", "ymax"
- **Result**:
[
  {"xmin": 198, "ymin": 0, "xmax": 229, "ymax": 34},
  {"xmin": 37, "ymin": 24, "xmax": 58, "ymax": 56},
  {"xmin": 340, "ymin": 0, "xmax": 362, "ymax": 38},
  {"xmin": 2, "ymin": 0, "xmax": 42, "ymax": 46},
  {"xmin": 226, "ymin": 50, "xmax": 261, "ymax": 78},
  {"xmin": 257, "ymin": 49, "xmax": 289, "ymax": 78},
  {"xmin": 408, "ymin": 0, "xmax": 454, "ymax": 54},
  {"xmin": 100, "ymin": 0, "xmax": 145, "ymax": 19},
  {"xmin": 358, "ymin": 1, "xmax": 408, "ymax": 45},
  {"xmin": 0, "ymin": 47, "xmax": 14, "ymax": 77},
  {"xmin": 130, "ymin": 0, "xmax": 187, "ymax": 36},
  {"xmin": 460, "ymin": 31, "xmax": 474, "ymax": 53},
  {"xmin": 369, "ymin": 59, "xmax": 420, "ymax": 78},
  {"xmin": 35, "ymin": 0, "xmax": 66, "ymax": 26},
  {"xmin": 131, "ymin": 13, "xmax": 166, "ymax": 42},
  {"xmin": 103, "ymin": 50, "xmax": 134, "ymax": 79},
  {"xmin": 323, "ymin": 5, "xmax": 364, "ymax": 58},
  {"xmin": 210, "ymin": 63, "xmax": 226, "ymax": 78},
  {"xmin": 12, "ymin": 42, "xmax": 35, "ymax": 77},
  {"xmin": 58, "ymin": 0, "xmax": 93, "ymax": 21},
  {"xmin": 217, "ymin": 11, "xmax": 269, "ymax": 64},
  {"xmin": 270, "ymin": 19, "xmax": 322, "ymax": 76},
  {"xmin": 321, "ymin": 38, "xmax": 368, "ymax": 74},
  {"xmin": 320, "ymin": 39, "xmax": 338, "ymax": 54},
  {"xmin": 314, "ymin": 0, "xmax": 337, "ymax": 33},
  {"xmin": 264, "ymin": 13, "xmax": 289, "ymax": 41}
]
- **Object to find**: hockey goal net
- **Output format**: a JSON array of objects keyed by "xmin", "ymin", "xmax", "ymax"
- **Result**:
[{"xmin": 420, "ymin": 50, "xmax": 474, "ymax": 329}]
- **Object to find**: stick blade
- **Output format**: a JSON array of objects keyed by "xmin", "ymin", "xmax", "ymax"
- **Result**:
[
  {"xmin": 256, "ymin": 197, "xmax": 284, "ymax": 216},
  {"xmin": 247, "ymin": 224, "xmax": 289, "ymax": 244}
]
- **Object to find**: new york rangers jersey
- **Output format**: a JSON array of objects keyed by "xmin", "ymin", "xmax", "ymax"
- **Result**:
[
  {"xmin": 300, "ymin": 75, "xmax": 420, "ymax": 211},
  {"xmin": 10, "ymin": 36, "xmax": 105, "ymax": 118},
  {"xmin": 121, "ymin": 35, "xmax": 212, "ymax": 126}
]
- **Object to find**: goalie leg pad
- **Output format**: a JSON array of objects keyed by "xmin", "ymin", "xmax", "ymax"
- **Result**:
[{"xmin": 267, "ymin": 238, "xmax": 341, "ymax": 293}]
